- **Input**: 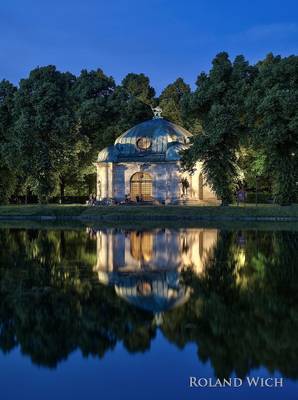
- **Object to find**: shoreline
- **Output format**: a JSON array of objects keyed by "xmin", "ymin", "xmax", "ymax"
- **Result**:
[
  {"xmin": 0, "ymin": 214, "xmax": 298, "ymax": 222},
  {"xmin": 0, "ymin": 203, "xmax": 298, "ymax": 223}
]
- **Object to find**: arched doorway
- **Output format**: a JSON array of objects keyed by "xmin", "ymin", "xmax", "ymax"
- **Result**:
[
  {"xmin": 130, "ymin": 172, "xmax": 152, "ymax": 201},
  {"xmin": 130, "ymin": 231, "xmax": 153, "ymax": 263}
]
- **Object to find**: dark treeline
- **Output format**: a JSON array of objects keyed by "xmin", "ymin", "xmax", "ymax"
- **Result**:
[{"xmin": 0, "ymin": 52, "xmax": 297, "ymax": 205}]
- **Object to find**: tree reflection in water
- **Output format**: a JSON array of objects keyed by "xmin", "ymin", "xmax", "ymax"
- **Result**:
[{"xmin": 0, "ymin": 227, "xmax": 297, "ymax": 381}]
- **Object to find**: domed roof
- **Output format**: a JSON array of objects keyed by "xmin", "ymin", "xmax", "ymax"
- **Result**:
[
  {"xmin": 97, "ymin": 118, "xmax": 192, "ymax": 163},
  {"xmin": 116, "ymin": 286, "xmax": 190, "ymax": 313},
  {"xmin": 97, "ymin": 270, "xmax": 190, "ymax": 313},
  {"xmin": 115, "ymin": 118, "xmax": 191, "ymax": 153},
  {"xmin": 116, "ymin": 118, "xmax": 191, "ymax": 145},
  {"xmin": 97, "ymin": 145, "xmax": 119, "ymax": 162}
]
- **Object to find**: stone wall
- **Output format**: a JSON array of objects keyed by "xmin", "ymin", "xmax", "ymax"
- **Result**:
[
  {"xmin": 186, "ymin": 162, "xmax": 219, "ymax": 203},
  {"xmin": 95, "ymin": 161, "xmax": 219, "ymax": 203}
]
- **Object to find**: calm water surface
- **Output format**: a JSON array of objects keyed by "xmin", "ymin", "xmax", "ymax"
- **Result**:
[{"xmin": 0, "ymin": 226, "xmax": 297, "ymax": 400}]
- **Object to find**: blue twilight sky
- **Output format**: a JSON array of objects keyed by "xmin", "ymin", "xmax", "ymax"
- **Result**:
[{"xmin": 0, "ymin": 0, "xmax": 298, "ymax": 93}]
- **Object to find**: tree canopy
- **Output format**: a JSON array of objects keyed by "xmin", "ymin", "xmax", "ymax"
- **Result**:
[
  {"xmin": 159, "ymin": 77, "xmax": 190, "ymax": 124},
  {"xmin": 247, "ymin": 54, "xmax": 298, "ymax": 204},
  {"xmin": 0, "ymin": 52, "xmax": 297, "ymax": 204},
  {"xmin": 0, "ymin": 80, "xmax": 18, "ymax": 203},
  {"xmin": 121, "ymin": 72, "xmax": 155, "ymax": 105},
  {"xmin": 181, "ymin": 53, "xmax": 257, "ymax": 204}
]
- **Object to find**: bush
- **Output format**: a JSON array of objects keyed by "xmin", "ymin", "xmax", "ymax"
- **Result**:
[
  {"xmin": 245, "ymin": 192, "xmax": 273, "ymax": 204},
  {"xmin": 49, "ymin": 196, "xmax": 89, "ymax": 204}
]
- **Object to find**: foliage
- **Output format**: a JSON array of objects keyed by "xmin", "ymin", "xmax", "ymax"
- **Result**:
[
  {"xmin": 72, "ymin": 68, "xmax": 115, "ymax": 152},
  {"xmin": 246, "ymin": 54, "xmax": 298, "ymax": 204},
  {"xmin": 237, "ymin": 146, "xmax": 271, "ymax": 191},
  {"xmin": 0, "ymin": 53, "xmax": 297, "ymax": 204},
  {"xmin": 121, "ymin": 73, "xmax": 155, "ymax": 105},
  {"xmin": 0, "ymin": 80, "xmax": 18, "ymax": 204},
  {"xmin": 159, "ymin": 78, "xmax": 190, "ymax": 124},
  {"xmin": 181, "ymin": 53, "xmax": 257, "ymax": 205},
  {"xmin": 10, "ymin": 66, "xmax": 88, "ymax": 202}
]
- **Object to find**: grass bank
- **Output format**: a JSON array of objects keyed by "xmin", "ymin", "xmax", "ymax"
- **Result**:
[
  {"xmin": 1, "ymin": 220, "xmax": 298, "ymax": 232},
  {"xmin": 0, "ymin": 203, "xmax": 297, "ymax": 222}
]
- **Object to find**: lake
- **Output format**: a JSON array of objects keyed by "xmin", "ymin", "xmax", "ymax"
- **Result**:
[{"xmin": 0, "ymin": 225, "xmax": 297, "ymax": 400}]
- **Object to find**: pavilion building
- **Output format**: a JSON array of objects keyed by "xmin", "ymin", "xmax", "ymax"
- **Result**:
[{"xmin": 95, "ymin": 110, "xmax": 219, "ymax": 204}]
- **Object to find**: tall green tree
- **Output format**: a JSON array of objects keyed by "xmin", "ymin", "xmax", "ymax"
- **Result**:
[
  {"xmin": 0, "ymin": 80, "xmax": 17, "ymax": 204},
  {"xmin": 182, "ymin": 53, "xmax": 257, "ymax": 204},
  {"xmin": 247, "ymin": 54, "xmax": 298, "ymax": 205},
  {"xmin": 122, "ymin": 73, "xmax": 155, "ymax": 105},
  {"xmin": 105, "ymin": 86, "xmax": 153, "ymax": 135},
  {"xmin": 72, "ymin": 70, "xmax": 152, "ymax": 196},
  {"xmin": 159, "ymin": 78, "xmax": 190, "ymax": 124},
  {"xmin": 72, "ymin": 69, "xmax": 115, "ymax": 150},
  {"xmin": 12, "ymin": 66, "xmax": 89, "ymax": 202},
  {"xmin": 70, "ymin": 69, "xmax": 116, "ymax": 194}
]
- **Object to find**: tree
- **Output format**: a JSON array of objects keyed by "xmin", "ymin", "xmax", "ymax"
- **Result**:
[
  {"xmin": 122, "ymin": 73, "xmax": 155, "ymax": 105},
  {"xmin": 0, "ymin": 80, "xmax": 17, "ymax": 204},
  {"xmin": 247, "ymin": 54, "xmax": 298, "ymax": 205},
  {"xmin": 237, "ymin": 146, "xmax": 272, "ymax": 202},
  {"xmin": 159, "ymin": 78, "xmax": 190, "ymax": 124},
  {"xmin": 105, "ymin": 86, "xmax": 153, "ymax": 135},
  {"xmin": 72, "ymin": 68, "xmax": 116, "ymax": 149},
  {"xmin": 11, "ymin": 66, "xmax": 89, "ymax": 202},
  {"xmin": 67, "ymin": 69, "xmax": 117, "ymax": 195},
  {"xmin": 72, "ymin": 70, "xmax": 152, "ymax": 196},
  {"xmin": 181, "ymin": 53, "xmax": 257, "ymax": 205}
]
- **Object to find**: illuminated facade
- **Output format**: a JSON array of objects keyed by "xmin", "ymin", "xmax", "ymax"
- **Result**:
[
  {"xmin": 94, "ymin": 113, "xmax": 219, "ymax": 204},
  {"xmin": 93, "ymin": 228, "xmax": 218, "ymax": 312}
]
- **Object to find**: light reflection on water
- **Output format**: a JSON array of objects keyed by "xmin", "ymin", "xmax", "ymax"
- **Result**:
[
  {"xmin": 0, "ymin": 226, "xmax": 297, "ymax": 399},
  {"xmin": 93, "ymin": 228, "xmax": 218, "ymax": 312}
]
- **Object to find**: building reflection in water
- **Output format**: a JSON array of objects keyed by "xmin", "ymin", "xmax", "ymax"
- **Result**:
[{"xmin": 92, "ymin": 228, "xmax": 218, "ymax": 313}]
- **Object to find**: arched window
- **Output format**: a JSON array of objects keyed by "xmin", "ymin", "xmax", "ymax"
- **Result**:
[
  {"xmin": 136, "ymin": 137, "xmax": 151, "ymax": 150},
  {"xmin": 130, "ymin": 172, "xmax": 152, "ymax": 201},
  {"xmin": 199, "ymin": 174, "xmax": 204, "ymax": 200}
]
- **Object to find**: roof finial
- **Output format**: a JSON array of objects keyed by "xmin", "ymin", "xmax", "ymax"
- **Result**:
[{"xmin": 152, "ymin": 106, "xmax": 163, "ymax": 119}]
